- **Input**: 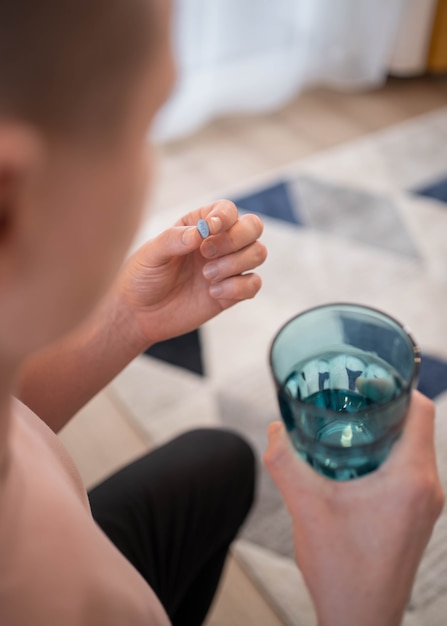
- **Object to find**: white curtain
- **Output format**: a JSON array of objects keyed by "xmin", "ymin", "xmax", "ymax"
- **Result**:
[{"xmin": 153, "ymin": 0, "xmax": 407, "ymax": 142}]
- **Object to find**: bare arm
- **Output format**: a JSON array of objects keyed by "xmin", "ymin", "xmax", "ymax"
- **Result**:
[
  {"xmin": 17, "ymin": 292, "xmax": 147, "ymax": 432},
  {"xmin": 17, "ymin": 201, "xmax": 266, "ymax": 432}
]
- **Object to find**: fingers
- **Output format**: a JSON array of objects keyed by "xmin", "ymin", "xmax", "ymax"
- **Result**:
[
  {"xmin": 356, "ymin": 377, "xmax": 396, "ymax": 403},
  {"xmin": 144, "ymin": 225, "xmax": 203, "ymax": 266},
  {"xmin": 385, "ymin": 390, "xmax": 436, "ymax": 469},
  {"xmin": 205, "ymin": 200, "xmax": 239, "ymax": 235},
  {"xmin": 193, "ymin": 204, "xmax": 265, "ymax": 302},
  {"xmin": 200, "ymin": 213, "xmax": 264, "ymax": 259},
  {"xmin": 263, "ymin": 421, "xmax": 321, "ymax": 508},
  {"xmin": 203, "ymin": 241, "xmax": 267, "ymax": 283},
  {"xmin": 381, "ymin": 391, "xmax": 444, "ymax": 524},
  {"xmin": 208, "ymin": 272, "xmax": 262, "ymax": 302},
  {"xmin": 156, "ymin": 200, "xmax": 263, "ymax": 268},
  {"xmin": 178, "ymin": 199, "xmax": 239, "ymax": 235},
  {"xmin": 400, "ymin": 390, "xmax": 435, "ymax": 451},
  {"xmin": 264, "ymin": 421, "xmax": 299, "ymax": 500}
]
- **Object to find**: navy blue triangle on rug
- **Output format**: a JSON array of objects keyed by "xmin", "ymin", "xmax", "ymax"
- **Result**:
[
  {"xmin": 413, "ymin": 175, "xmax": 447, "ymax": 205},
  {"xmin": 234, "ymin": 180, "xmax": 303, "ymax": 225},
  {"xmin": 418, "ymin": 353, "xmax": 447, "ymax": 401},
  {"xmin": 144, "ymin": 329, "xmax": 205, "ymax": 376}
]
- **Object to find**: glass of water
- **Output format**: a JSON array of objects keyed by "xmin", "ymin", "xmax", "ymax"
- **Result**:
[{"xmin": 269, "ymin": 303, "xmax": 421, "ymax": 480}]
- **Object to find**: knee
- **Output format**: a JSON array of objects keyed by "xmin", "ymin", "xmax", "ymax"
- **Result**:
[
  {"xmin": 187, "ymin": 427, "xmax": 255, "ymax": 467},
  {"xmin": 216, "ymin": 429, "xmax": 256, "ymax": 481},
  {"xmin": 182, "ymin": 428, "xmax": 256, "ymax": 499}
]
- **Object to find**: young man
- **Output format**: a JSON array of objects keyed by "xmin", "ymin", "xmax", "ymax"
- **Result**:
[
  {"xmin": 0, "ymin": 1, "xmax": 266, "ymax": 625},
  {"xmin": 0, "ymin": 2, "xmax": 443, "ymax": 626}
]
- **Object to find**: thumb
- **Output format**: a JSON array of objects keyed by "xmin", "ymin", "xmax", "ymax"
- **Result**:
[
  {"xmin": 146, "ymin": 225, "xmax": 202, "ymax": 266},
  {"xmin": 264, "ymin": 421, "xmax": 318, "ymax": 501}
]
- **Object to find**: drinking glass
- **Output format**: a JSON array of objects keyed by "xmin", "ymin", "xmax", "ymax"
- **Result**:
[{"xmin": 269, "ymin": 303, "xmax": 420, "ymax": 480}]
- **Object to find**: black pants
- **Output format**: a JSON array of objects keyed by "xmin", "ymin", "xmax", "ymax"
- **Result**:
[{"xmin": 88, "ymin": 429, "xmax": 256, "ymax": 626}]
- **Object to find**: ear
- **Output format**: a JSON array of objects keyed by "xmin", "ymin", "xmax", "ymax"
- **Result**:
[
  {"xmin": 0, "ymin": 124, "xmax": 50, "ymax": 360},
  {"xmin": 0, "ymin": 123, "xmax": 43, "ymax": 279}
]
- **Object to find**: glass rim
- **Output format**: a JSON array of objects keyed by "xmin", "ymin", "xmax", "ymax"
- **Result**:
[{"xmin": 269, "ymin": 302, "xmax": 421, "ymax": 435}]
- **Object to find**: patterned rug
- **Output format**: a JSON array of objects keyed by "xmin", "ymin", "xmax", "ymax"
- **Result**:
[{"xmin": 111, "ymin": 108, "xmax": 447, "ymax": 625}]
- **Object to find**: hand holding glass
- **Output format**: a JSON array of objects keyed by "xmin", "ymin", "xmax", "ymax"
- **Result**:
[{"xmin": 269, "ymin": 304, "xmax": 420, "ymax": 480}]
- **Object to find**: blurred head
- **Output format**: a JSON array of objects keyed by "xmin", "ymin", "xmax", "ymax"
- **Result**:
[{"xmin": 0, "ymin": 0, "xmax": 174, "ymax": 359}]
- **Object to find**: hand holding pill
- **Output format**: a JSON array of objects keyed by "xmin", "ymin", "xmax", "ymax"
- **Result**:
[{"xmin": 118, "ymin": 199, "xmax": 266, "ymax": 346}]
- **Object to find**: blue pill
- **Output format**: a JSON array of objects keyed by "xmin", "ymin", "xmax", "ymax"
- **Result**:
[{"xmin": 197, "ymin": 219, "xmax": 210, "ymax": 238}]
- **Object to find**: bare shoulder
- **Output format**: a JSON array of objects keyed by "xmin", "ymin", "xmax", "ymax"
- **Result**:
[{"xmin": 0, "ymin": 401, "xmax": 169, "ymax": 626}]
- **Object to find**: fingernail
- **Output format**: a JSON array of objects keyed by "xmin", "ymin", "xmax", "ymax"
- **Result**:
[
  {"xmin": 182, "ymin": 226, "xmax": 197, "ymax": 246},
  {"xmin": 203, "ymin": 242, "xmax": 217, "ymax": 257},
  {"xmin": 203, "ymin": 263, "xmax": 218, "ymax": 279},
  {"xmin": 268, "ymin": 421, "xmax": 282, "ymax": 436},
  {"xmin": 209, "ymin": 216, "xmax": 222, "ymax": 233},
  {"xmin": 209, "ymin": 283, "xmax": 222, "ymax": 297}
]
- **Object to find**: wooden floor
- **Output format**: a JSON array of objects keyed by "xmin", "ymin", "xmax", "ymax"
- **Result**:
[
  {"xmin": 59, "ymin": 75, "xmax": 447, "ymax": 626},
  {"xmin": 152, "ymin": 76, "xmax": 447, "ymax": 215}
]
